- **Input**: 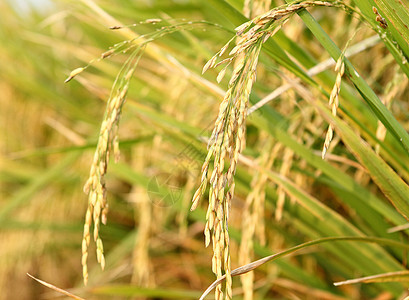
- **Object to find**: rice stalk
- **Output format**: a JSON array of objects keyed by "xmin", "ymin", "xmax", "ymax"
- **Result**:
[
  {"xmin": 191, "ymin": 2, "xmax": 344, "ymax": 299},
  {"xmin": 322, "ymin": 31, "xmax": 359, "ymax": 159},
  {"xmin": 321, "ymin": 56, "xmax": 345, "ymax": 159},
  {"xmin": 239, "ymin": 137, "xmax": 274, "ymax": 300},
  {"xmin": 276, "ymin": 140, "xmax": 296, "ymax": 221},
  {"xmin": 130, "ymin": 147, "xmax": 154, "ymax": 287},
  {"xmin": 4, "ymin": 0, "xmax": 409, "ymax": 298},
  {"xmin": 192, "ymin": 33, "xmax": 268, "ymax": 300},
  {"xmin": 191, "ymin": 19, "xmax": 283, "ymax": 300},
  {"xmin": 79, "ymin": 46, "xmax": 143, "ymax": 285},
  {"xmin": 131, "ymin": 191, "xmax": 154, "ymax": 287}
]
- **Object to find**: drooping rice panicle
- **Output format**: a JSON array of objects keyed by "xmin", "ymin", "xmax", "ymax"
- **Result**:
[
  {"xmin": 81, "ymin": 47, "xmax": 142, "ymax": 285},
  {"xmin": 193, "ymin": 38, "xmax": 266, "ymax": 300},
  {"xmin": 65, "ymin": 20, "xmax": 224, "ymax": 84},
  {"xmin": 322, "ymin": 56, "xmax": 345, "ymax": 159},
  {"xmin": 190, "ymin": 2, "xmax": 344, "ymax": 298},
  {"xmin": 69, "ymin": 19, "xmax": 227, "ymax": 285},
  {"xmin": 322, "ymin": 30, "xmax": 358, "ymax": 159}
]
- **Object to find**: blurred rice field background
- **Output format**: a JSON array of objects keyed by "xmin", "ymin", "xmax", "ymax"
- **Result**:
[{"xmin": 1, "ymin": 0, "xmax": 409, "ymax": 299}]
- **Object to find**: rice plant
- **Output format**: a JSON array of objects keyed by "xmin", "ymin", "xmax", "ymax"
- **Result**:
[{"xmin": 1, "ymin": 0, "xmax": 409, "ymax": 299}]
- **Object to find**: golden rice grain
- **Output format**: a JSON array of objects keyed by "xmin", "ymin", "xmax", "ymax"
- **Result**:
[{"xmin": 65, "ymin": 67, "xmax": 85, "ymax": 83}]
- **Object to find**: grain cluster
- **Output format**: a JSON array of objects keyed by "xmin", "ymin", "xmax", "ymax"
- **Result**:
[{"xmin": 191, "ymin": 2, "xmax": 339, "ymax": 299}]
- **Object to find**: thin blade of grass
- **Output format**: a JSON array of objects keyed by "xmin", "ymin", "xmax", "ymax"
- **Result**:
[
  {"xmin": 27, "ymin": 273, "xmax": 85, "ymax": 300},
  {"xmin": 334, "ymin": 270, "xmax": 409, "ymax": 286},
  {"xmin": 199, "ymin": 236, "xmax": 409, "ymax": 300}
]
